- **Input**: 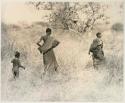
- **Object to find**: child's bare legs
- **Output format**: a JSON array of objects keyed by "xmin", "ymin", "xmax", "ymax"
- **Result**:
[
  {"xmin": 13, "ymin": 71, "xmax": 19, "ymax": 79},
  {"xmin": 55, "ymin": 67, "xmax": 58, "ymax": 72}
]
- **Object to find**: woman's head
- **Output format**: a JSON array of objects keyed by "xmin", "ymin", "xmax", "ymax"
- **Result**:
[
  {"xmin": 96, "ymin": 32, "xmax": 102, "ymax": 38},
  {"xmin": 46, "ymin": 28, "xmax": 52, "ymax": 35},
  {"xmin": 15, "ymin": 51, "xmax": 20, "ymax": 58}
]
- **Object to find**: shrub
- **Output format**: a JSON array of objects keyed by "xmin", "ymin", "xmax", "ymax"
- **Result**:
[{"xmin": 111, "ymin": 23, "xmax": 123, "ymax": 32}]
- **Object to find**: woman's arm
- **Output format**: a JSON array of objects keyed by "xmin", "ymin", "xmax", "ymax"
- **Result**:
[
  {"xmin": 37, "ymin": 36, "xmax": 43, "ymax": 47},
  {"xmin": 43, "ymin": 40, "xmax": 60, "ymax": 54},
  {"xmin": 37, "ymin": 42, "xmax": 42, "ymax": 47},
  {"xmin": 52, "ymin": 40, "xmax": 60, "ymax": 48},
  {"xmin": 11, "ymin": 59, "xmax": 14, "ymax": 63}
]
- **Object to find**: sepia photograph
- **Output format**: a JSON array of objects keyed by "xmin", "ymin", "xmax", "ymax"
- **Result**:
[{"xmin": 1, "ymin": 0, "xmax": 124, "ymax": 102}]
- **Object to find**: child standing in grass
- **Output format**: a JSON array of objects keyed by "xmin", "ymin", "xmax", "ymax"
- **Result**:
[{"xmin": 11, "ymin": 51, "xmax": 25, "ymax": 79}]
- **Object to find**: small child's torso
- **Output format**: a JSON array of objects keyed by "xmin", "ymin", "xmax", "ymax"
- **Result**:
[{"xmin": 12, "ymin": 58, "xmax": 20, "ymax": 71}]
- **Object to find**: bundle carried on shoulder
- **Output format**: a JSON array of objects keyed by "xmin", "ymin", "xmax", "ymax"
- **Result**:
[{"xmin": 38, "ymin": 36, "xmax": 59, "ymax": 54}]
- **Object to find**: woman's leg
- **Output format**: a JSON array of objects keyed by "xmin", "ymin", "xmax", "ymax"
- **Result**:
[
  {"xmin": 93, "ymin": 57, "xmax": 98, "ymax": 70},
  {"xmin": 41, "ymin": 65, "xmax": 48, "ymax": 79}
]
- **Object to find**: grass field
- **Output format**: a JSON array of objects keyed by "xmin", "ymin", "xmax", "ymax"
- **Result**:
[{"xmin": 1, "ymin": 22, "xmax": 123, "ymax": 101}]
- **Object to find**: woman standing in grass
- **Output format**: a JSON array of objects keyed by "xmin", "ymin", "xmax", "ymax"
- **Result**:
[
  {"xmin": 89, "ymin": 32, "xmax": 105, "ymax": 69},
  {"xmin": 37, "ymin": 28, "xmax": 60, "ymax": 78}
]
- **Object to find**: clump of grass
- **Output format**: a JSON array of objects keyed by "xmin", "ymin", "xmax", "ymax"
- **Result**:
[{"xmin": 104, "ymin": 54, "xmax": 123, "ymax": 85}]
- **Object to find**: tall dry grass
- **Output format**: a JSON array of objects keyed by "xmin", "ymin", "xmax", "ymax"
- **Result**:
[{"xmin": 1, "ymin": 22, "xmax": 123, "ymax": 101}]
